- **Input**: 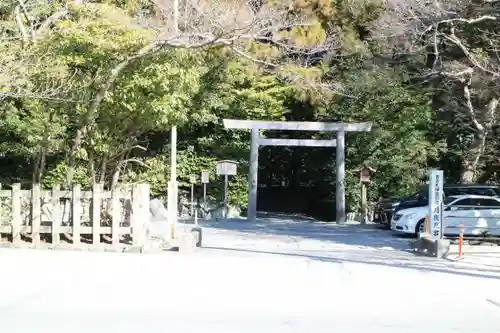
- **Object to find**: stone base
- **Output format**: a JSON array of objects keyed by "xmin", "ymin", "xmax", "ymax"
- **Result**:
[
  {"xmin": 190, "ymin": 227, "xmax": 202, "ymax": 247},
  {"xmin": 178, "ymin": 232, "xmax": 197, "ymax": 254},
  {"xmin": 410, "ymin": 237, "xmax": 450, "ymax": 258}
]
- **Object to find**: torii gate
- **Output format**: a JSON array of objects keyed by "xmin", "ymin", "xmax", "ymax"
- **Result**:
[{"xmin": 223, "ymin": 119, "xmax": 372, "ymax": 224}]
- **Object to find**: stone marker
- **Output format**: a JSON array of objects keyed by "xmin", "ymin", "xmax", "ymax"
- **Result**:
[
  {"xmin": 144, "ymin": 198, "xmax": 173, "ymax": 251},
  {"xmin": 191, "ymin": 226, "xmax": 202, "ymax": 247},
  {"xmin": 178, "ymin": 232, "xmax": 196, "ymax": 254},
  {"xmin": 140, "ymin": 198, "xmax": 204, "ymax": 253},
  {"xmin": 410, "ymin": 237, "xmax": 450, "ymax": 258},
  {"xmin": 150, "ymin": 198, "xmax": 168, "ymax": 220}
]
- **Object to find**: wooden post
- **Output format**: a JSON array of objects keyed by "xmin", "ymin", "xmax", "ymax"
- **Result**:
[
  {"xmin": 0, "ymin": 183, "xmax": 2, "ymax": 220},
  {"xmin": 51, "ymin": 184, "xmax": 61, "ymax": 246},
  {"xmin": 111, "ymin": 185, "xmax": 121, "ymax": 248},
  {"xmin": 31, "ymin": 183, "xmax": 42, "ymax": 246},
  {"xmin": 11, "ymin": 183, "xmax": 22, "ymax": 246},
  {"xmin": 0, "ymin": 183, "xmax": 3, "ymax": 239},
  {"xmin": 142, "ymin": 184, "xmax": 150, "ymax": 240},
  {"xmin": 424, "ymin": 216, "xmax": 430, "ymax": 236},
  {"xmin": 361, "ymin": 182, "xmax": 367, "ymax": 225},
  {"xmin": 72, "ymin": 184, "xmax": 81, "ymax": 247},
  {"xmin": 336, "ymin": 131, "xmax": 346, "ymax": 224},
  {"xmin": 131, "ymin": 184, "xmax": 140, "ymax": 246},
  {"xmin": 131, "ymin": 184, "xmax": 150, "ymax": 247},
  {"xmin": 168, "ymin": 181, "xmax": 176, "ymax": 240},
  {"xmin": 458, "ymin": 222, "xmax": 464, "ymax": 258},
  {"xmin": 92, "ymin": 183, "xmax": 102, "ymax": 246}
]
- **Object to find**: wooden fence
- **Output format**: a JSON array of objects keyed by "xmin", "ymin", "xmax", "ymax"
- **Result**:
[{"xmin": 0, "ymin": 183, "xmax": 150, "ymax": 250}]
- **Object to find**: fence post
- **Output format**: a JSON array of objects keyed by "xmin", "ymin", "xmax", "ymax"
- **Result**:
[
  {"xmin": 111, "ymin": 185, "xmax": 121, "ymax": 248},
  {"xmin": 0, "ymin": 183, "xmax": 3, "ymax": 229},
  {"xmin": 51, "ymin": 184, "xmax": 61, "ymax": 246},
  {"xmin": 131, "ymin": 183, "xmax": 150, "ymax": 248},
  {"xmin": 11, "ymin": 183, "xmax": 21, "ymax": 246},
  {"xmin": 31, "ymin": 183, "xmax": 42, "ymax": 247},
  {"xmin": 92, "ymin": 183, "xmax": 102, "ymax": 246},
  {"xmin": 72, "ymin": 184, "xmax": 81, "ymax": 247}
]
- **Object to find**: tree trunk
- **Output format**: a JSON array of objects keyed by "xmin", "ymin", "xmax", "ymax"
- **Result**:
[
  {"xmin": 88, "ymin": 150, "xmax": 96, "ymax": 185},
  {"xmin": 109, "ymin": 151, "xmax": 126, "ymax": 190},
  {"xmin": 460, "ymin": 160, "xmax": 476, "ymax": 184},
  {"xmin": 32, "ymin": 149, "xmax": 42, "ymax": 184},
  {"xmin": 460, "ymin": 126, "xmax": 487, "ymax": 184},
  {"xmin": 458, "ymin": 77, "xmax": 498, "ymax": 184},
  {"xmin": 32, "ymin": 113, "xmax": 52, "ymax": 183},
  {"xmin": 98, "ymin": 157, "xmax": 108, "ymax": 185},
  {"xmin": 65, "ymin": 41, "xmax": 162, "ymax": 186}
]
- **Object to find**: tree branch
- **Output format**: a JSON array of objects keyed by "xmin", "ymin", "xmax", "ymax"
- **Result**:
[
  {"xmin": 441, "ymin": 22, "xmax": 500, "ymax": 78},
  {"xmin": 34, "ymin": 9, "xmax": 69, "ymax": 39},
  {"xmin": 14, "ymin": 6, "xmax": 28, "ymax": 48}
]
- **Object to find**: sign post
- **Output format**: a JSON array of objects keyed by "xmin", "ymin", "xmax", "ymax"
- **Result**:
[
  {"xmin": 201, "ymin": 170, "xmax": 209, "ymax": 219},
  {"xmin": 216, "ymin": 160, "xmax": 238, "ymax": 219},
  {"xmin": 167, "ymin": 126, "xmax": 178, "ymax": 240},
  {"xmin": 189, "ymin": 174, "xmax": 197, "ymax": 218},
  {"xmin": 428, "ymin": 170, "xmax": 444, "ymax": 240},
  {"xmin": 354, "ymin": 166, "xmax": 375, "ymax": 224}
]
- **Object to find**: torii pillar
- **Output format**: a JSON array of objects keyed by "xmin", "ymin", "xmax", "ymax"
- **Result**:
[{"xmin": 223, "ymin": 119, "xmax": 372, "ymax": 224}]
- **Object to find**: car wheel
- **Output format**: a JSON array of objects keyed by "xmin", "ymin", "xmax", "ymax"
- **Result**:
[{"xmin": 415, "ymin": 219, "xmax": 425, "ymax": 238}]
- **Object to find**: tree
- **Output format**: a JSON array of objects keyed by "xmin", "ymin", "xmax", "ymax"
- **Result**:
[
  {"xmin": 5, "ymin": 0, "xmax": 500, "ymax": 220},
  {"xmin": 0, "ymin": 0, "xmax": 76, "ymax": 101},
  {"xmin": 373, "ymin": 0, "xmax": 500, "ymax": 183}
]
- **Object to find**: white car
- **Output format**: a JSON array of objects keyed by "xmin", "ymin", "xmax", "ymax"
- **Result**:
[{"xmin": 390, "ymin": 195, "xmax": 500, "ymax": 237}]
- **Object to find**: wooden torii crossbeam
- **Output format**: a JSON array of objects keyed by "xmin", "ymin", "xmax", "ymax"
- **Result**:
[{"xmin": 223, "ymin": 119, "xmax": 372, "ymax": 224}]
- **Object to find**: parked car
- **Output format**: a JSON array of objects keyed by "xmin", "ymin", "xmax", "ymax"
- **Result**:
[
  {"xmin": 390, "ymin": 194, "xmax": 500, "ymax": 237},
  {"xmin": 377, "ymin": 184, "xmax": 500, "ymax": 227},
  {"xmin": 374, "ymin": 196, "xmax": 408, "ymax": 226},
  {"xmin": 396, "ymin": 184, "xmax": 500, "ymax": 212}
]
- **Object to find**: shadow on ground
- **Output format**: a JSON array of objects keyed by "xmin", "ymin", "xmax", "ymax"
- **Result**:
[
  {"xmin": 198, "ymin": 213, "xmax": 500, "ymax": 281},
  {"xmin": 200, "ymin": 212, "xmax": 412, "ymax": 250}
]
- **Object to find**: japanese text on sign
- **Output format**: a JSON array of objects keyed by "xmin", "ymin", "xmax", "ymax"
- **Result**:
[{"xmin": 428, "ymin": 170, "xmax": 444, "ymax": 239}]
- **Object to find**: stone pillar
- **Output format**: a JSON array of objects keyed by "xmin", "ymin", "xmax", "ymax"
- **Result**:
[
  {"xmin": 247, "ymin": 127, "xmax": 259, "ymax": 222},
  {"xmin": 336, "ymin": 131, "xmax": 345, "ymax": 224},
  {"xmin": 132, "ymin": 183, "xmax": 150, "ymax": 247}
]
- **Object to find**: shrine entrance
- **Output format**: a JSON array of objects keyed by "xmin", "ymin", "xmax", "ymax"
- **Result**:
[{"xmin": 223, "ymin": 119, "xmax": 372, "ymax": 224}]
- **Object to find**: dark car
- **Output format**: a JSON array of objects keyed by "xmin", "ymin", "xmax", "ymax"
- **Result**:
[
  {"xmin": 374, "ymin": 195, "xmax": 408, "ymax": 225},
  {"xmin": 396, "ymin": 184, "xmax": 500, "ymax": 212},
  {"xmin": 376, "ymin": 184, "xmax": 500, "ymax": 227}
]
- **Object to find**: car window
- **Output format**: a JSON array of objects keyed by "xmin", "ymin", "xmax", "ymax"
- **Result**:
[
  {"xmin": 450, "ymin": 198, "xmax": 473, "ymax": 206},
  {"xmin": 445, "ymin": 187, "xmax": 499, "ymax": 197},
  {"xmin": 475, "ymin": 198, "xmax": 500, "ymax": 208},
  {"xmin": 399, "ymin": 192, "xmax": 425, "ymax": 205},
  {"xmin": 444, "ymin": 197, "xmax": 458, "ymax": 205},
  {"xmin": 445, "ymin": 189, "xmax": 463, "ymax": 196}
]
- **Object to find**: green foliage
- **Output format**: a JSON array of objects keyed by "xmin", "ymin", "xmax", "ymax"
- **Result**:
[
  {"xmin": 122, "ymin": 155, "xmax": 168, "ymax": 196},
  {"xmin": 2, "ymin": 0, "xmax": 500, "ymax": 221},
  {"xmin": 333, "ymin": 67, "xmax": 444, "ymax": 200},
  {"xmin": 42, "ymin": 162, "xmax": 90, "ymax": 189}
]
